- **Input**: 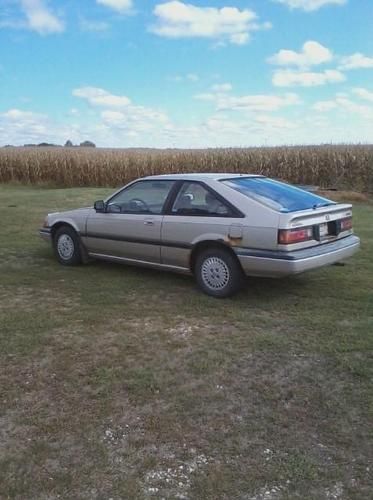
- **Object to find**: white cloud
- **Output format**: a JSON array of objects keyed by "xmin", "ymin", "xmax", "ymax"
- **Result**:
[
  {"xmin": 194, "ymin": 85, "xmax": 300, "ymax": 112},
  {"xmin": 168, "ymin": 73, "xmax": 199, "ymax": 82},
  {"xmin": 2, "ymin": 108, "xmax": 45, "ymax": 122},
  {"xmin": 339, "ymin": 53, "xmax": 373, "ymax": 70},
  {"xmin": 194, "ymin": 93, "xmax": 216, "ymax": 101},
  {"xmin": 202, "ymin": 113, "xmax": 296, "ymax": 145},
  {"xmin": 150, "ymin": 1, "xmax": 269, "ymax": 45},
  {"xmin": 230, "ymin": 32, "xmax": 249, "ymax": 45},
  {"xmin": 73, "ymin": 87, "xmax": 131, "ymax": 108},
  {"xmin": 312, "ymin": 100, "xmax": 337, "ymax": 112},
  {"xmin": 313, "ymin": 93, "xmax": 373, "ymax": 119},
  {"xmin": 254, "ymin": 114, "xmax": 296, "ymax": 129},
  {"xmin": 20, "ymin": 0, "xmax": 64, "ymax": 34},
  {"xmin": 203, "ymin": 115, "xmax": 272, "ymax": 137},
  {"xmin": 71, "ymin": 84, "xmax": 301, "ymax": 146},
  {"xmin": 204, "ymin": 116, "xmax": 242, "ymax": 134},
  {"xmin": 100, "ymin": 110, "xmax": 127, "ymax": 124},
  {"xmin": 274, "ymin": 0, "xmax": 346, "ymax": 11},
  {"xmin": 194, "ymin": 83, "xmax": 232, "ymax": 98},
  {"xmin": 217, "ymin": 92, "xmax": 301, "ymax": 112},
  {"xmin": 0, "ymin": 108, "xmax": 79, "ymax": 145},
  {"xmin": 273, "ymin": 69, "xmax": 345, "ymax": 87},
  {"xmin": 186, "ymin": 73, "xmax": 199, "ymax": 82},
  {"xmin": 80, "ymin": 19, "xmax": 110, "ymax": 32},
  {"xmin": 211, "ymin": 83, "xmax": 232, "ymax": 92},
  {"xmin": 352, "ymin": 87, "xmax": 373, "ymax": 103},
  {"xmin": 268, "ymin": 41, "xmax": 333, "ymax": 67},
  {"xmin": 268, "ymin": 41, "xmax": 348, "ymax": 89},
  {"xmin": 2, "ymin": 100, "xmax": 371, "ymax": 149},
  {"xmin": 101, "ymin": 107, "xmax": 170, "ymax": 134},
  {"xmin": 73, "ymin": 86, "xmax": 171, "ymax": 137},
  {"xmin": 96, "ymin": 0, "xmax": 133, "ymax": 13},
  {"xmin": 0, "ymin": 109, "xmax": 48, "ymax": 144},
  {"xmin": 335, "ymin": 97, "xmax": 373, "ymax": 118}
]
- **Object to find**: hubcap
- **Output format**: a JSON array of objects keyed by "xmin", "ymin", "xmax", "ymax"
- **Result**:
[
  {"xmin": 57, "ymin": 234, "xmax": 74, "ymax": 260},
  {"xmin": 201, "ymin": 257, "xmax": 230, "ymax": 291}
]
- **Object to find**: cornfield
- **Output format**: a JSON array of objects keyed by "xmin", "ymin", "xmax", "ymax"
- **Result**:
[{"xmin": 0, "ymin": 145, "xmax": 372, "ymax": 191}]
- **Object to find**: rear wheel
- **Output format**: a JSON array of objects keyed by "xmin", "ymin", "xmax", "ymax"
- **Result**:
[
  {"xmin": 53, "ymin": 226, "xmax": 82, "ymax": 266},
  {"xmin": 194, "ymin": 247, "xmax": 244, "ymax": 298}
]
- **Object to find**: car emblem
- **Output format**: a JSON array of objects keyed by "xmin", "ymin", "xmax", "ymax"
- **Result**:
[{"xmin": 325, "ymin": 215, "xmax": 330, "ymax": 221}]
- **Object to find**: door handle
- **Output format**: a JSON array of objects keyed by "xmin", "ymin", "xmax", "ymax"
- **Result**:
[{"xmin": 144, "ymin": 220, "xmax": 154, "ymax": 226}]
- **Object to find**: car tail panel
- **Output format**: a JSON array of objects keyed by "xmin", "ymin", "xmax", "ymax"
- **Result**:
[{"xmin": 278, "ymin": 203, "xmax": 354, "ymax": 250}]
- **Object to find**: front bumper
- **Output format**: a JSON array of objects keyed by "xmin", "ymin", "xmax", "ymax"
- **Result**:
[
  {"xmin": 235, "ymin": 235, "xmax": 360, "ymax": 278},
  {"xmin": 39, "ymin": 228, "xmax": 52, "ymax": 242}
]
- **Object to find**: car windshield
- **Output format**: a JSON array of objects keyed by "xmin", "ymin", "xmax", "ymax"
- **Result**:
[{"xmin": 222, "ymin": 177, "xmax": 335, "ymax": 213}]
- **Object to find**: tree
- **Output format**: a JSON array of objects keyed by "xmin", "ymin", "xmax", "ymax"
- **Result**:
[
  {"xmin": 65, "ymin": 140, "xmax": 73, "ymax": 147},
  {"xmin": 79, "ymin": 140, "xmax": 96, "ymax": 148}
]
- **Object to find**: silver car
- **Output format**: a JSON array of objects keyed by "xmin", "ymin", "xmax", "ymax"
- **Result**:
[{"xmin": 40, "ymin": 173, "xmax": 360, "ymax": 297}]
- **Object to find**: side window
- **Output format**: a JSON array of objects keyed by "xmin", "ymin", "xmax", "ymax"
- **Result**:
[
  {"xmin": 107, "ymin": 181, "xmax": 175, "ymax": 215},
  {"xmin": 172, "ymin": 182, "xmax": 231, "ymax": 216}
]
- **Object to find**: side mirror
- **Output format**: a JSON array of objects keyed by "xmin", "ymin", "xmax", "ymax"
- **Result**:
[{"xmin": 94, "ymin": 200, "xmax": 106, "ymax": 213}]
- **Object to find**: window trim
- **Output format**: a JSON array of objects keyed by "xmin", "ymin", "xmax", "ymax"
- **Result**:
[
  {"xmin": 165, "ymin": 180, "xmax": 245, "ymax": 218},
  {"xmin": 105, "ymin": 179, "xmax": 177, "ymax": 216}
]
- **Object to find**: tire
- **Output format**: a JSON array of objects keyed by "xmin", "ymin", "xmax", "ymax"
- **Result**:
[
  {"xmin": 194, "ymin": 247, "xmax": 244, "ymax": 298},
  {"xmin": 53, "ymin": 226, "xmax": 82, "ymax": 266}
]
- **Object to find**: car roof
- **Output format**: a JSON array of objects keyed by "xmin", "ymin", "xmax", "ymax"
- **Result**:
[{"xmin": 142, "ymin": 173, "xmax": 264, "ymax": 181}]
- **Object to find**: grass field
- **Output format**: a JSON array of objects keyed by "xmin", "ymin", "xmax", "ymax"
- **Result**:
[{"xmin": 0, "ymin": 185, "xmax": 372, "ymax": 499}]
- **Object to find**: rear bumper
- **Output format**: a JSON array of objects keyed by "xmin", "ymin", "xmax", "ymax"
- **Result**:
[
  {"xmin": 39, "ymin": 228, "xmax": 52, "ymax": 242},
  {"xmin": 235, "ymin": 235, "xmax": 360, "ymax": 278}
]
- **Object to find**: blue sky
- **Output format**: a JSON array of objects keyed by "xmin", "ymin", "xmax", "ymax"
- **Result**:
[{"xmin": 0, "ymin": 0, "xmax": 372, "ymax": 147}]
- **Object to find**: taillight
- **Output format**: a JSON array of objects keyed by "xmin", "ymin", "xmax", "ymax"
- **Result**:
[
  {"xmin": 340, "ymin": 217, "xmax": 353, "ymax": 231},
  {"xmin": 278, "ymin": 227, "xmax": 313, "ymax": 244}
]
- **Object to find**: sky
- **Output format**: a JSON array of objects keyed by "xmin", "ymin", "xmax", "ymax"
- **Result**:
[{"xmin": 0, "ymin": 0, "xmax": 372, "ymax": 148}]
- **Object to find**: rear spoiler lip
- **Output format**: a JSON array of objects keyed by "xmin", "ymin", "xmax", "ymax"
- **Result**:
[{"xmin": 285, "ymin": 203, "xmax": 352, "ymax": 223}]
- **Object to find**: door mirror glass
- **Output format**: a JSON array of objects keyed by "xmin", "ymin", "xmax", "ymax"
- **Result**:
[{"xmin": 94, "ymin": 200, "xmax": 106, "ymax": 213}]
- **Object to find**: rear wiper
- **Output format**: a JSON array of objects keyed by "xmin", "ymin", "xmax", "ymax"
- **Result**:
[{"xmin": 312, "ymin": 202, "xmax": 334, "ymax": 209}]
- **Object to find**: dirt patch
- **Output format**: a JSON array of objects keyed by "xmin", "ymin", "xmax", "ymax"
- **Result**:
[
  {"xmin": 143, "ymin": 452, "xmax": 210, "ymax": 498},
  {"xmin": 0, "ymin": 286, "xmax": 77, "ymax": 314}
]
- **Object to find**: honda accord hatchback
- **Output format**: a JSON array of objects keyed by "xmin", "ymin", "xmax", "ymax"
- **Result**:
[{"xmin": 40, "ymin": 173, "xmax": 360, "ymax": 297}]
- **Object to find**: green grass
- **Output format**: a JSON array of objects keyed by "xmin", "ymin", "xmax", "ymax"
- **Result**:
[{"xmin": 0, "ymin": 184, "xmax": 372, "ymax": 499}]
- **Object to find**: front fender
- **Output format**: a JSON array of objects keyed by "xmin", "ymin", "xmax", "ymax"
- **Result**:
[
  {"xmin": 48, "ymin": 217, "xmax": 90, "ymax": 263},
  {"xmin": 49, "ymin": 217, "xmax": 82, "ymax": 234}
]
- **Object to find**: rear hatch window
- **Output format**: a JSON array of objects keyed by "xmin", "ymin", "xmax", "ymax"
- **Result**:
[{"xmin": 222, "ymin": 177, "xmax": 336, "ymax": 213}]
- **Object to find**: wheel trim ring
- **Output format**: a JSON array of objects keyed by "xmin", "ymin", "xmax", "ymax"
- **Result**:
[
  {"xmin": 201, "ymin": 257, "xmax": 230, "ymax": 291},
  {"xmin": 57, "ymin": 234, "xmax": 75, "ymax": 260}
]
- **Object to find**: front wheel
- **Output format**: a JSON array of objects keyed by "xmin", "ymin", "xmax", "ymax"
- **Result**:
[
  {"xmin": 53, "ymin": 226, "xmax": 82, "ymax": 266},
  {"xmin": 194, "ymin": 247, "xmax": 244, "ymax": 298}
]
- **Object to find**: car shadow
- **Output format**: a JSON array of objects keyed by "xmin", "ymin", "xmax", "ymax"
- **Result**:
[
  {"xmin": 87, "ymin": 257, "xmax": 311, "ymax": 301},
  {"xmin": 34, "ymin": 246, "xmax": 319, "ymax": 303}
]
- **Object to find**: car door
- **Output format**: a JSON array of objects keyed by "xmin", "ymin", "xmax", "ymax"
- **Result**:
[
  {"xmin": 86, "ymin": 180, "xmax": 176, "ymax": 263},
  {"xmin": 161, "ymin": 181, "xmax": 242, "ymax": 269}
]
